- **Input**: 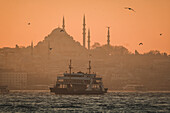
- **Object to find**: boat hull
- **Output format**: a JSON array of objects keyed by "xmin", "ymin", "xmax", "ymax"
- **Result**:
[{"xmin": 50, "ymin": 87, "xmax": 108, "ymax": 95}]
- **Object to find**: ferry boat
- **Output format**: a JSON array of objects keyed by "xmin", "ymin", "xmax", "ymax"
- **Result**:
[{"xmin": 50, "ymin": 60, "xmax": 108, "ymax": 95}]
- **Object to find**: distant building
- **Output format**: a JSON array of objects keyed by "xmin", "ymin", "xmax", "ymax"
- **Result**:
[{"xmin": 0, "ymin": 72, "xmax": 27, "ymax": 90}]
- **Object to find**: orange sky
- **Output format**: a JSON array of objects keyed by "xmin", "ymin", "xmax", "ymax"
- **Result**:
[{"xmin": 0, "ymin": 0, "xmax": 170, "ymax": 54}]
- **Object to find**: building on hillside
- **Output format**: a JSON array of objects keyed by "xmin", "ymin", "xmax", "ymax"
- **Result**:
[{"xmin": 0, "ymin": 72, "xmax": 27, "ymax": 90}]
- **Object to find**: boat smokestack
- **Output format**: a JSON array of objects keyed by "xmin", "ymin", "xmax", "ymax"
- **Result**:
[
  {"xmin": 69, "ymin": 59, "xmax": 72, "ymax": 74},
  {"xmin": 87, "ymin": 60, "xmax": 91, "ymax": 74}
]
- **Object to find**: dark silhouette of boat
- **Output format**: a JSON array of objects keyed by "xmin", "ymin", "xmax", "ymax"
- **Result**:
[{"xmin": 50, "ymin": 60, "xmax": 108, "ymax": 95}]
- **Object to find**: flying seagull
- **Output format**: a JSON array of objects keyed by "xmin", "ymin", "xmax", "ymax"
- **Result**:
[
  {"xmin": 139, "ymin": 43, "xmax": 143, "ymax": 46},
  {"xmin": 124, "ymin": 7, "xmax": 135, "ymax": 12}
]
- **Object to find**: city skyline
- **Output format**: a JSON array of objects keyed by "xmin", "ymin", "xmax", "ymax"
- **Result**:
[
  {"xmin": 0, "ymin": 0, "xmax": 170, "ymax": 54},
  {"xmin": 0, "ymin": 1, "xmax": 170, "ymax": 112}
]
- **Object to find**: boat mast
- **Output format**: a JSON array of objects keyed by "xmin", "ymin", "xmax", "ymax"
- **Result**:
[
  {"xmin": 87, "ymin": 60, "xmax": 91, "ymax": 74},
  {"xmin": 68, "ymin": 59, "xmax": 73, "ymax": 84},
  {"xmin": 69, "ymin": 59, "xmax": 72, "ymax": 74}
]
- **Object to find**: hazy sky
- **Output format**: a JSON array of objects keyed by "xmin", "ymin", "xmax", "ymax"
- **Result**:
[{"xmin": 0, "ymin": 0, "xmax": 170, "ymax": 54}]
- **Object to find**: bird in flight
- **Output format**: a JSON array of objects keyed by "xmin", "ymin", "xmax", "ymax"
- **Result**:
[
  {"xmin": 139, "ymin": 43, "xmax": 143, "ymax": 46},
  {"xmin": 124, "ymin": 7, "xmax": 135, "ymax": 12}
]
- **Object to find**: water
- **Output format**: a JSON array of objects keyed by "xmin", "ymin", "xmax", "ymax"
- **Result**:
[{"xmin": 0, "ymin": 91, "xmax": 170, "ymax": 112}]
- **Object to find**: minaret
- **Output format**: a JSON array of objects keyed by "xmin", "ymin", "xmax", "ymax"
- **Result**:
[
  {"xmin": 83, "ymin": 15, "xmax": 86, "ymax": 48},
  {"xmin": 87, "ymin": 28, "xmax": 90, "ymax": 50},
  {"xmin": 31, "ymin": 41, "xmax": 33, "ymax": 56},
  {"xmin": 107, "ymin": 27, "xmax": 110, "ymax": 46},
  {"xmin": 62, "ymin": 16, "xmax": 65, "ymax": 30}
]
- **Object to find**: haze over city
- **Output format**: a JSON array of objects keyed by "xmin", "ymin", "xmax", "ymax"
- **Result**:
[
  {"xmin": 0, "ymin": 0, "xmax": 170, "ymax": 54},
  {"xmin": 1, "ymin": 0, "xmax": 170, "ymax": 112}
]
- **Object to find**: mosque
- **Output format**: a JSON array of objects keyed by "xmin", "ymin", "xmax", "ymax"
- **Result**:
[
  {"xmin": 29, "ymin": 15, "xmax": 111, "ymax": 58},
  {"xmin": 62, "ymin": 15, "xmax": 111, "ymax": 50}
]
